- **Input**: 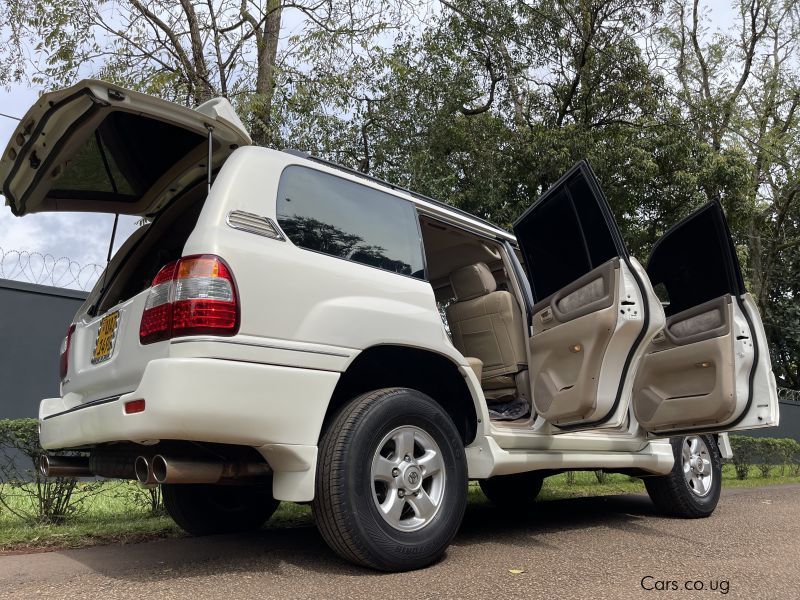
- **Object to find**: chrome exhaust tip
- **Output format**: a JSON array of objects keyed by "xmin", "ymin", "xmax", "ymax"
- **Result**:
[
  {"xmin": 38, "ymin": 455, "xmax": 92, "ymax": 478},
  {"xmin": 151, "ymin": 455, "xmax": 225, "ymax": 485},
  {"xmin": 134, "ymin": 456, "xmax": 154, "ymax": 484}
]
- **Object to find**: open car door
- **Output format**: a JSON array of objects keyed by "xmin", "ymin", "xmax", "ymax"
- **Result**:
[
  {"xmin": 1, "ymin": 79, "xmax": 251, "ymax": 217},
  {"xmin": 632, "ymin": 202, "xmax": 779, "ymax": 435},
  {"xmin": 513, "ymin": 161, "xmax": 663, "ymax": 431}
]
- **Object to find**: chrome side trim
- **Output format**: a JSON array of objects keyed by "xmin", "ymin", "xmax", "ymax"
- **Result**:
[
  {"xmin": 170, "ymin": 336, "xmax": 352, "ymax": 358},
  {"xmin": 226, "ymin": 210, "xmax": 285, "ymax": 240}
]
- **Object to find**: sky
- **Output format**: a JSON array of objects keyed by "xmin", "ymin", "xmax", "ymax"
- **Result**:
[
  {"xmin": 0, "ymin": 2, "xmax": 738, "ymax": 290},
  {"xmin": 0, "ymin": 82, "xmax": 140, "ymax": 287}
]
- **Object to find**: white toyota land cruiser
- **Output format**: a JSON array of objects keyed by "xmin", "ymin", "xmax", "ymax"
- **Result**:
[{"xmin": 1, "ymin": 81, "xmax": 779, "ymax": 571}]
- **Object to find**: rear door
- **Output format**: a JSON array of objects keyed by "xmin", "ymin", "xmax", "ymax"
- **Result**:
[
  {"xmin": 513, "ymin": 160, "xmax": 663, "ymax": 430},
  {"xmin": 1, "ymin": 79, "xmax": 250, "ymax": 217},
  {"xmin": 632, "ymin": 202, "xmax": 779, "ymax": 435}
]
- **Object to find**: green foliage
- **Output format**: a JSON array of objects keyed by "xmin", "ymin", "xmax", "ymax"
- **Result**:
[
  {"xmin": 0, "ymin": 419, "xmax": 94, "ymax": 524},
  {"xmin": 728, "ymin": 436, "xmax": 800, "ymax": 480}
]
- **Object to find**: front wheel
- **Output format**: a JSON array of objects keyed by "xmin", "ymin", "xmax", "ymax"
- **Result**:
[
  {"xmin": 313, "ymin": 388, "xmax": 468, "ymax": 571},
  {"xmin": 162, "ymin": 482, "xmax": 279, "ymax": 535},
  {"xmin": 644, "ymin": 434, "xmax": 722, "ymax": 518}
]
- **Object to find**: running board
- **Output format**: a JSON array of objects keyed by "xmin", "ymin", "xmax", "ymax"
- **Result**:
[{"xmin": 466, "ymin": 436, "xmax": 674, "ymax": 479}]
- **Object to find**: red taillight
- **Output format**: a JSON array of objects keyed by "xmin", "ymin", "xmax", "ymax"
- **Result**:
[
  {"xmin": 59, "ymin": 323, "xmax": 76, "ymax": 381},
  {"xmin": 139, "ymin": 255, "xmax": 239, "ymax": 344}
]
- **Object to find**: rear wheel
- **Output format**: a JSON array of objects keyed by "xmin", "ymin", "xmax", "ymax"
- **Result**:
[
  {"xmin": 313, "ymin": 388, "xmax": 468, "ymax": 571},
  {"xmin": 644, "ymin": 435, "xmax": 722, "ymax": 518},
  {"xmin": 162, "ymin": 482, "xmax": 279, "ymax": 535},
  {"xmin": 479, "ymin": 472, "xmax": 544, "ymax": 509}
]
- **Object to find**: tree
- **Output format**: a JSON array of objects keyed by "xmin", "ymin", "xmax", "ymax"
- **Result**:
[
  {"xmin": 0, "ymin": 0, "xmax": 415, "ymax": 145},
  {"xmin": 660, "ymin": 0, "xmax": 800, "ymax": 384}
]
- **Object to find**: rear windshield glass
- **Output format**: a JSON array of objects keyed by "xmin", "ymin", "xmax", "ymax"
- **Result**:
[
  {"xmin": 276, "ymin": 166, "xmax": 425, "ymax": 279},
  {"xmin": 51, "ymin": 112, "xmax": 205, "ymax": 202}
]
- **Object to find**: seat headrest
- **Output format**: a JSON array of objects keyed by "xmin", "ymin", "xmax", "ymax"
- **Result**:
[{"xmin": 450, "ymin": 262, "xmax": 497, "ymax": 301}]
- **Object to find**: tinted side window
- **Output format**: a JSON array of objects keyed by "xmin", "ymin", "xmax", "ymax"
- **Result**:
[
  {"xmin": 516, "ymin": 188, "xmax": 588, "ymax": 302},
  {"xmin": 516, "ymin": 170, "xmax": 621, "ymax": 303},
  {"xmin": 647, "ymin": 203, "xmax": 743, "ymax": 316},
  {"xmin": 276, "ymin": 166, "xmax": 425, "ymax": 279}
]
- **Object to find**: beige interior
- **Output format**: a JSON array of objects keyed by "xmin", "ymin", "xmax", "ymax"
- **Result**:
[
  {"xmin": 446, "ymin": 262, "xmax": 528, "ymax": 401},
  {"xmin": 528, "ymin": 258, "xmax": 620, "ymax": 424},
  {"xmin": 420, "ymin": 219, "xmax": 501, "ymax": 283},
  {"xmin": 632, "ymin": 295, "xmax": 738, "ymax": 433},
  {"xmin": 418, "ymin": 217, "xmax": 537, "ymax": 419}
]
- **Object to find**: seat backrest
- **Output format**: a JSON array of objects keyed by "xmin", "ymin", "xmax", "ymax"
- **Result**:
[{"xmin": 445, "ymin": 262, "xmax": 527, "ymax": 379}]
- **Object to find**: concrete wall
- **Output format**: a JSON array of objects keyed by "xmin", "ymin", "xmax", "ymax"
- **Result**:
[
  {"xmin": 0, "ymin": 279, "xmax": 87, "ymax": 419},
  {"xmin": 742, "ymin": 402, "xmax": 800, "ymax": 441}
]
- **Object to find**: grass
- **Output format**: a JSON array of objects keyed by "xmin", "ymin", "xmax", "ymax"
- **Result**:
[{"xmin": 1, "ymin": 465, "xmax": 797, "ymax": 553}]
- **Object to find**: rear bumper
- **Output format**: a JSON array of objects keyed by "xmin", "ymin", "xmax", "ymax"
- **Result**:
[{"xmin": 39, "ymin": 357, "xmax": 340, "ymax": 450}]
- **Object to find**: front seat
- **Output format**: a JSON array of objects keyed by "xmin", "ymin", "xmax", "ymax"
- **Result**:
[{"xmin": 445, "ymin": 262, "xmax": 529, "ymax": 401}]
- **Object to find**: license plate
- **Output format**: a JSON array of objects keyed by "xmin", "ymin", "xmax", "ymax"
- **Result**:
[{"xmin": 92, "ymin": 311, "xmax": 120, "ymax": 364}]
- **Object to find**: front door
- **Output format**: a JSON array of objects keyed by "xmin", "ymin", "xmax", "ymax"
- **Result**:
[{"xmin": 632, "ymin": 202, "xmax": 779, "ymax": 435}]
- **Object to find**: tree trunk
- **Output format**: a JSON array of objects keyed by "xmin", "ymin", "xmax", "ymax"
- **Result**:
[{"xmin": 251, "ymin": 0, "xmax": 282, "ymax": 145}]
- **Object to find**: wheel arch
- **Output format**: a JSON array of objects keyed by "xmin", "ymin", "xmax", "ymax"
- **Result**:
[{"xmin": 323, "ymin": 344, "xmax": 480, "ymax": 445}]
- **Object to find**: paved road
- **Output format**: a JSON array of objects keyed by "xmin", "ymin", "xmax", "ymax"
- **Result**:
[{"xmin": 1, "ymin": 485, "xmax": 796, "ymax": 599}]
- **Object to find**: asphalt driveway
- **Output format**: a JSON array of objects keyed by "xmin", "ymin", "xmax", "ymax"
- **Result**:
[{"xmin": 1, "ymin": 485, "xmax": 796, "ymax": 599}]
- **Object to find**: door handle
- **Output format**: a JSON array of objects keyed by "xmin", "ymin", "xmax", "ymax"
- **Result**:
[
  {"xmin": 540, "ymin": 307, "xmax": 553, "ymax": 323},
  {"xmin": 652, "ymin": 330, "xmax": 666, "ymax": 344}
]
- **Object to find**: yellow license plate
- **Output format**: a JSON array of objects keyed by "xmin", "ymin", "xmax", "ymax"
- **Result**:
[{"xmin": 92, "ymin": 311, "xmax": 120, "ymax": 364}]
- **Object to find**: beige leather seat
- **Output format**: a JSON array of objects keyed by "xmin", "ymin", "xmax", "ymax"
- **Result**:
[{"xmin": 445, "ymin": 262, "xmax": 529, "ymax": 401}]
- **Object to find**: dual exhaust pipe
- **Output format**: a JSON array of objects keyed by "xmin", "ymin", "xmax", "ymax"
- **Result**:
[
  {"xmin": 135, "ymin": 455, "xmax": 271, "ymax": 485},
  {"xmin": 39, "ymin": 454, "xmax": 270, "ymax": 485}
]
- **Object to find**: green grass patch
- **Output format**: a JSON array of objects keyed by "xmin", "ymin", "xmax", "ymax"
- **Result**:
[{"xmin": 1, "ymin": 465, "xmax": 797, "ymax": 553}]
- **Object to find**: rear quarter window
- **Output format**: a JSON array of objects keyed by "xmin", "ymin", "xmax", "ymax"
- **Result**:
[{"xmin": 276, "ymin": 165, "xmax": 425, "ymax": 279}]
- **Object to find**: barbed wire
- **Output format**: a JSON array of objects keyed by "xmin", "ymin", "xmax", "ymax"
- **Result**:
[
  {"xmin": 778, "ymin": 387, "xmax": 800, "ymax": 405},
  {"xmin": 0, "ymin": 247, "xmax": 103, "ymax": 291}
]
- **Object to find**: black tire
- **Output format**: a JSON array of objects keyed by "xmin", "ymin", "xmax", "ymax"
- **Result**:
[
  {"xmin": 162, "ymin": 482, "xmax": 279, "ymax": 536},
  {"xmin": 479, "ymin": 471, "xmax": 544, "ymax": 508},
  {"xmin": 313, "ymin": 387, "xmax": 468, "ymax": 571},
  {"xmin": 644, "ymin": 434, "xmax": 722, "ymax": 518}
]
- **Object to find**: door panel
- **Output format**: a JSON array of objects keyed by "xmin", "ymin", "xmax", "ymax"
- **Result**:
[
  {"xmin": 530, "ymin": 259, "xmax": 619, "ymax": 421},
  {"xmin": 633, "ymin": 203, "xmax": 779, "ymax": 435},
  {"xmin": 633, "ymin": 296, "xmax": 738, "ymax": 431},
  {"xmin": 513, "ymin": 160, "xmax": 654, "ymax": 430}
]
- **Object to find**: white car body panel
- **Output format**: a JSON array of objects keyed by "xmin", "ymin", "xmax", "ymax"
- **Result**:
[{"xmin": 18, "ymin": 84, "xmax": 776, "ymax": 503}]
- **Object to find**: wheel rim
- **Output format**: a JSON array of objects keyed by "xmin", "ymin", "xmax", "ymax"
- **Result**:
[
  {"xmin": 370, "ymin": 425, "xmax": 446, "ymax": 532},
  {"xmin": 682, "ymin": 436, "xmax": 713, "ymax": 497}
]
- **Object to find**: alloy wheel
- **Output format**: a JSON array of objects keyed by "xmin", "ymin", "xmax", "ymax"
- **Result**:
[{"xmin": 370, "ymin": 425, "xmax": 446, "ymax": 532}]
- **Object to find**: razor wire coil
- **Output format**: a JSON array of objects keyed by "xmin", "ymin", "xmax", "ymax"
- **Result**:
[
  {"xmin": 0, "ymin": 247, "xmax": 102, "ymax": 291},
  {"xmin": 778, "ymin": 387, "xmax": 800, "ymax": 404}
]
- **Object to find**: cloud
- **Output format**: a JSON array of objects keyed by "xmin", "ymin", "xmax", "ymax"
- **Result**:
[
  {"xmin": 1, "ymin": 84, "xmax": 142, "ymax": 288},
  {"xmin": 0, "ymin": 206, "xmax": 140, "ymax": 288}
]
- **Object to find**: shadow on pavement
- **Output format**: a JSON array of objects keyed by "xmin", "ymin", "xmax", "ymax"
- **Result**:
[{"xmin": 48, "ymin": 492, "xmax": 672, "ymax": 582}]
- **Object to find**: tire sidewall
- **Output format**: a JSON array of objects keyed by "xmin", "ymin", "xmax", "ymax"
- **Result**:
[{"xmin": 334, "ymin": 389, "xmax": 467, "ymax": 569}]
